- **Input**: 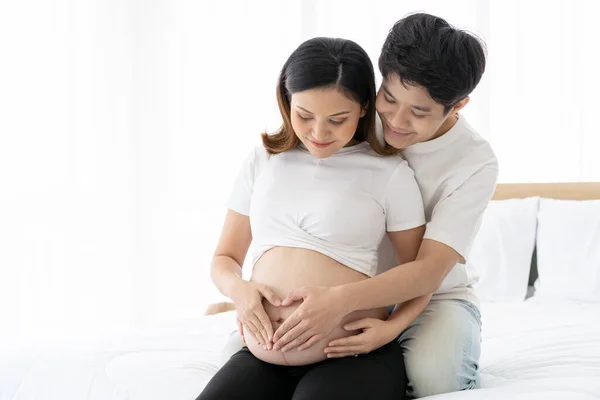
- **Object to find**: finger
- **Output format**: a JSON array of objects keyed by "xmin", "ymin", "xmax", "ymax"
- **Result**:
[
  {"xmin": 253, "ymin": 311, "xmax": 272, "ymax": 347},
  {"xmin": 249, "ymin": 314, "xmax": 270, "ymax": 346},
  {"xmin": 244, "ymin": 320, "xmax": 263, "ymax": 345},
  {"xmin": 254, "ymin": 306, "xmax": 274, "ymax": 344},
  {"xmin": 297, "ymin": 334, "xmax": 323, "ymax": 352},
  {"xmin": 328, "ymin": 334, "xmax": 364, "ymax": 348},
  {"xmin": 258, "ymin": 286, "xmax": 281, "ymax": 307},
  {"xmin": 281, "ymin": 289, "xmax": 306, "ymax": 307},
  {"xmin": 281, "ymin": 330, "xmax": 313, "ymax": 353},
  {"xmin": 324, "ymin": 345, "xmax": 363, "ymax": 355},
  {"xmin": 276, "ymin": 322, "xmax": 308, "ymax": 351},
  {"xmin": 344, "ymin": 318, "xmax": 374, "ymax": 331},
  {"xmin": 273, "ymin": 313, "xmax": 302, "ymax": 343},
  {"xmin": 273, "ymin": 321, "xmax": 305, "ymax": 350}
]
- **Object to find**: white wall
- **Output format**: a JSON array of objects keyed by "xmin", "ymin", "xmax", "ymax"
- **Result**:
[{"xmin": 1, "ymin": 0, "xmax": 598, "ymax": 343}]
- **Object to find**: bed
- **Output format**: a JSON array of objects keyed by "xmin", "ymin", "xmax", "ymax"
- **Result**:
[{"xmin": 1, "ymin": 183, "xmax": 600, "ymax": 399}]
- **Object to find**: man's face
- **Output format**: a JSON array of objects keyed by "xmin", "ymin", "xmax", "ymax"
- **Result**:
[{"xmin": 376, "ymin": 73, "xmax": 466, "ymax": 149}]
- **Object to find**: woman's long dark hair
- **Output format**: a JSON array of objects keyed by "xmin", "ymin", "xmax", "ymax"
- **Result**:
[{"xmin": 262, "ymin": 37, "xmax": 397, "ymax": 155}]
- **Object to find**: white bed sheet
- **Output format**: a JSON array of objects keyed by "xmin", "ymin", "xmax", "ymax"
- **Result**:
[
  {"xmin": 426, "ymin": 298, "xmax": 600, "ymax": 399},
  {"xmin": 0, "ymin": 313, "xmax": 237, "ymax": 400},
  {"xmin": 1, "ymin": 299, "xmax": 599, "ymax": 400}
]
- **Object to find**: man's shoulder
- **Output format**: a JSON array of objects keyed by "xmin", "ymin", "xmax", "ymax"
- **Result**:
[
  {"xmin": 411, "ymin": 117, "xmax": 498, "ymax": 200},
  {"xmin": 449, "ymin": 117, "xmax": 498, "ymax": 171}
]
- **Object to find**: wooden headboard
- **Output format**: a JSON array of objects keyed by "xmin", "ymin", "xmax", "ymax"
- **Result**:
[{"xmin": 493, "ymin": 182, "xmax": 600, "ymax": 201}]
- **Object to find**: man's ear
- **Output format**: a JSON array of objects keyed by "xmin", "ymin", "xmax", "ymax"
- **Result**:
[{"xmin": 451, "ymin": 96, "xmax": 470, "ymax": 115}]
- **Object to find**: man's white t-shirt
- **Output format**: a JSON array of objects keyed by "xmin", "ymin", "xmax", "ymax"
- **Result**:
[{"xmin": 377, "ymin": 115, "xmax": 499, "ymax": 305}]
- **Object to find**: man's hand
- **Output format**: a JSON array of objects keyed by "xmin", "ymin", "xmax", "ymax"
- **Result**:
[
  {"xmin": 324, "ymin": 317, "xmax": 397, "ymax": 358},
  {"xmin": 272, "ymin": 286, "xmax": 349, "ymax": 352}
]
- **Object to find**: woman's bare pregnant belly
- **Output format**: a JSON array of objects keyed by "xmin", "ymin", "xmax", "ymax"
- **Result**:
[{"xmin": 245, "ymin": 247, "xmax": 387, "ymax": 366}]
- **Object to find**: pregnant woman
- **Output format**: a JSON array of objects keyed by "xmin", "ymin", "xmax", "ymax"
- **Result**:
[{"xmin": 197, "ymin": 37, "xmax": 429, "ymax": 400}]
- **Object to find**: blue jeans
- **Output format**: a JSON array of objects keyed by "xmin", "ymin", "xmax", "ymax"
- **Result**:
[{"xmin": 398, "ymin": 298, "xmax": 482, "ymax": 398}]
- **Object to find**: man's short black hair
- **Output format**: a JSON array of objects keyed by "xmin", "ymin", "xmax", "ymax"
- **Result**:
[{"xmin": 379, "ymin": 13, "xmax": 486, "ymax": 113}]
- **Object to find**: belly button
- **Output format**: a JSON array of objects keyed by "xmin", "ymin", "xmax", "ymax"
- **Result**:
[{"xmin": 271, "ymin": 317, "xmax": 284, "ymax": 329}]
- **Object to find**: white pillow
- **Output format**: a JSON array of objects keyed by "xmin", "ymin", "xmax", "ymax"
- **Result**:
[
  {"xmin": 470, "ymin": 197, "xmax": 539, "ymax": 302},
  {"xmin": 534, "ymin": 198, "xmax": 600, "ymax": 302}
]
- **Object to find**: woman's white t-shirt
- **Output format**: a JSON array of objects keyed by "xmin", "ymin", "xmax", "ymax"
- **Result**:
[{"xmin": 227, "ymin": 142, "xmax": 425, "ymax": 277}]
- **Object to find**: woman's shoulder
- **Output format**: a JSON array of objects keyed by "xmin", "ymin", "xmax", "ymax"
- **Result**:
[{"xmin": 241, "ymin": 145, "xmax": 274, "ymax": 169}]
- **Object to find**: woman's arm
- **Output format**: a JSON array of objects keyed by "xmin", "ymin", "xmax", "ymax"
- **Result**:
[
  {"xmin": 383, "ymin": 226, "xmax": 432, "ymax": 335},
  {"xmin": 211, "ymin": 209, "xmax": 282, "ymax": 348},
  {"xmin": 382, "ymin": 226, "xmax": 431, "ymax": 332},
  {"xmin": 210, "ymin": 210, "xmax": 252, "ymax": 298}
]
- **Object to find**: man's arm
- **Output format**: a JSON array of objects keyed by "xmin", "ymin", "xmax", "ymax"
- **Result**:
[
  {"xmin": 387, "ymin": 292, "xmax": 433, "ymax": 330},
  {"xmin": 339, "ymin": 239, "xmax": 461, "ymax": 313}
]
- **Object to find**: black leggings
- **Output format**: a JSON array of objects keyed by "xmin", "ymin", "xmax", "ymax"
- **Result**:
[{"xmin": 197, "ymin": 341, "xmax": 407, "ymax": 400}]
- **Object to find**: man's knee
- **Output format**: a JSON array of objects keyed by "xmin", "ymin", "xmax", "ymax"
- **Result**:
[
  {"xmin": 400, "ymin": 300, "xmax": 481, "ymax": 397},
  {"xmin": 404, "ymin": 351, "xmax": 477, "ymax": 398}
]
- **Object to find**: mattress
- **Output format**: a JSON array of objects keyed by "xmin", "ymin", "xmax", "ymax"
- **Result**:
[{"xmin": 1, "ymin": 299, "xmax": 599, "ymax": 399}]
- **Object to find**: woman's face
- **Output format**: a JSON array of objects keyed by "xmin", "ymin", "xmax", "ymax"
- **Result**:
[
  {"xmin": 290, "ymin": 87, "xmax": 366, "ymax": 159},
  {"xmin": 375, "ymin": 73, "xmax": 467, "ymax": 150}
]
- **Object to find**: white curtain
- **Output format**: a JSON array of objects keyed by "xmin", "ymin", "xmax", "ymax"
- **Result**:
[
  {"xmin": 1, "ymin": 0, "xmax": 598, "ymax": 345},
  {"xmin": 0, "ymin": 0, "xmax": 136, "ymax": 346}
]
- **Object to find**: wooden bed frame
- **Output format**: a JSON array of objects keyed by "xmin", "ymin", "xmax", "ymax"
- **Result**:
[
  {"xmin": 493, "ymin": 182, "xmax": 600, "ymax": 200},
  {"xmin": 205, "ymin": 182, "xmax": 600, "ymax": 315}
]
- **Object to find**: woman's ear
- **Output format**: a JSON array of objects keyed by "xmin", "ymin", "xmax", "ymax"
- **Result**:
[{"xmin": 360, "ymin": 103, "xmax": 368, "ymax": 118}]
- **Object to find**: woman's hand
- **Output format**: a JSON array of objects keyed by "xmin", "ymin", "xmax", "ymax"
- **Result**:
[
  {"xmin": 324, "ymin": 318, "xmax": 397, "ymax": 358},
  {"xmin": 237, "ymin": 316, "xmax": 245, "ymax": 344},
  {"xmin": 272, "ymin": 286, "xmax": 348, "ymax": 352},
  {"xmin": 231, "ymin": 280, "xmax": 281, "ymax": 350}
]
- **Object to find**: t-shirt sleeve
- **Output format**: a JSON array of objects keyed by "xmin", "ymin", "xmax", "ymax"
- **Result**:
[
  {"xmin": 385, "ymin": 160, "xmax": 426, "ymax": 232},
  {"xmin": 424, "ymin": 165, "xmax": 499, "ymax": 260},
  {"xmin": 226, "ymin": 147, "xmax": 263, "ymax": 216}
]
